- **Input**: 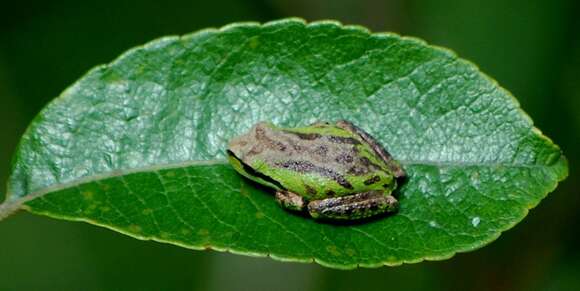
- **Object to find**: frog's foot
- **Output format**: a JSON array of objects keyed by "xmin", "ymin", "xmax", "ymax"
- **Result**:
[
  {"xmin": 275, "ymin": 190, "xmax": 306, "ymax": 212},
  {"xmin": 307, "ymin": 191, "xmax": 398, "ymax": 220}
]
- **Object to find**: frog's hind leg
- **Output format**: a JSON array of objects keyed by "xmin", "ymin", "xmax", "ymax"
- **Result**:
[
  {"xmin": 335, "ymin": 120, "xmax": 405, "ymax": 178},
  {"xmin": 275, "ymin": 190, "xmax": 306, "ymax": 212},
  {"xmin": 307, "ymin": 191, "xmax": 398, "ymax": 220}
]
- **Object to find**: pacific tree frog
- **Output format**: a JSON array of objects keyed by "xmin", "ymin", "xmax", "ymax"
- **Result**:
[{"xmin": 227, "ymin": 120, "xmax": 405, "ymax": 221}]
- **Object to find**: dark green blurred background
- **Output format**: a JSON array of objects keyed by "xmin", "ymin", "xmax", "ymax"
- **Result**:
[{"xmin": 1, "ymin": 0, "xmax": 578, "ymax": 290}]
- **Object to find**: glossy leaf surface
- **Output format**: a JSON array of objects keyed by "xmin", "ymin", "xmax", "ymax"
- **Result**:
[{"xmin": 0, "ymin": 19, "xmax": 567, "ymax": 268}]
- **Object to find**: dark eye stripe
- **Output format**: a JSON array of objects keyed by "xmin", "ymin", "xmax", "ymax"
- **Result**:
[{"xmin": 228, "ymin": 150, "xmax": 286, "ymax": 190}]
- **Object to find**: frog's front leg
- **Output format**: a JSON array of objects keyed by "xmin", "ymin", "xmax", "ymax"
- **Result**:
[
  {"xmin": 275, "ymin": 190, "xmax": 306, "ymax": 211},
  {"xmin": 307, "ymin": 191, "xmax": 398, "ymax": 220}
]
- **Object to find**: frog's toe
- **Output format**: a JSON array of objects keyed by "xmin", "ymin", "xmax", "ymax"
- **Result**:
[{"xmin": 275, "ymin": 190, "xmax": 306, "ymax": 211}]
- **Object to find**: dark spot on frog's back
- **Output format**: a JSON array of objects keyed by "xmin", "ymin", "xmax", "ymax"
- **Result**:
[
  {"xmin": 359, "ymin": 156, "xmax": 371, "ymax": 166},
  {"xmin": 254, "ymin": 125, "xmax": 287, "ymax": 152},
  {"xmin": 291, "ymin": 143, "xmax": 305, "ymax": 152},
  {"xmin": 255, "ymin": 125, "xmax": 266, "ymax": 138},
  {"xmin": 335, "ymin": 152, "xmax": 354, "ymax": 164},
  {"xmin": 327, "ymin": 135, "xmax": 361, "ymax": 145},
  {"xmin": 363, "ymin": 175, "xmax": 381, "ymax": 185},
  {"xmin": 270, "ymin": 141, "xmax": 288, "ymax": 152},
  {"xmin": 276, "ymin": 160, "xmax": 314, "ymax": 172},
  {"xmin": 312, "ymin": 145, "xmax": 328, "ymax": 156},
  {"xmin": 348, "ymin": 166, "xmax": 368, "ymax": 176},
  {"xmin": 304, "ymin": 184, "xmax": 317, "ymax": 196},
  {"xmin": 358, "ymin": 156, "xmax": 382, "ymax": 171},
  {"xmin": 247, "ymin": 145, "xmax": 263, "ymax": 156},
  {"xmin": 275, "ymin": 160, "xmax": 354, "ymax": 190},
  {"xmin": 283, "ymin": 130, "xmax": 321, "ymax": 140}
]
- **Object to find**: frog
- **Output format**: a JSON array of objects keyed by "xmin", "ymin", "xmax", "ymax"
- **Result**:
[{"xmin": 227, "ymin": 120, "xmax": 405, "ymax": 221}]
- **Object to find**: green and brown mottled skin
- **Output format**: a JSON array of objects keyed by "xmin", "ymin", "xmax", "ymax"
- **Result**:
[{"xmin": 227, "ymin": 120, "xmax": 405, "ymax": 221}]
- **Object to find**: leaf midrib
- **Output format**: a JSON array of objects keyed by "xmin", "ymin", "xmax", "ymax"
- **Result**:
[{"xmin": 0, "ymin": 156, "xmax": 561, "ymax": 220}]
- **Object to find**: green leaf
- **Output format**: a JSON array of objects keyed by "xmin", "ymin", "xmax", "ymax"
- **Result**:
[{"xmin": 0, "ymin": 19, "xmax": 567, "ymax": 269}]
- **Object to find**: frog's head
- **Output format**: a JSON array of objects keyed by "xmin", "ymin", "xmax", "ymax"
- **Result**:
[
  {"xmin": 227, "ymin": 122, "xmax": 284, "ymax": 191},
  {"xmin": 227, "ymin": 121, "xmax": 273, "ymax": 161}
]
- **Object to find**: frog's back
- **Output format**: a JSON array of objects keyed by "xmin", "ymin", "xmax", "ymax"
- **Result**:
[{"xmin": 229, "ymin": 122, "xmax": 396, "ymax": 200}]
